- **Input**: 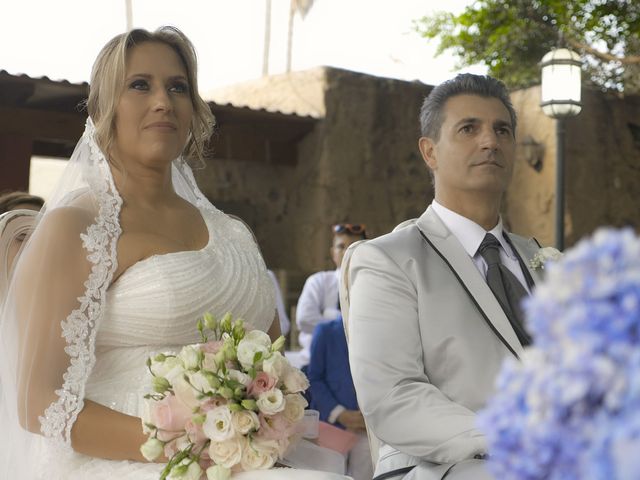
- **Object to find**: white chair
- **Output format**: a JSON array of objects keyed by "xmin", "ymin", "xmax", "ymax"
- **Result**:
[
  {"xmin": 338, "ymin": 239, "xmax": 381, "ymax": 468},
  {"xmin": 0, "ymin": 209, "xmax": 38, "ymax": 306}
]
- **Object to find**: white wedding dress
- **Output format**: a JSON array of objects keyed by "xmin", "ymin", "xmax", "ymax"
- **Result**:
[{"xmin": 35, "ymin": 206, "xmax": 347, "ymax": 480}]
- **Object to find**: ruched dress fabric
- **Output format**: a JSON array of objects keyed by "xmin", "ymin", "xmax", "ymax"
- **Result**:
[{"xmin": 36, "ymin": 207, "xmax": 345, "ymax": 480}]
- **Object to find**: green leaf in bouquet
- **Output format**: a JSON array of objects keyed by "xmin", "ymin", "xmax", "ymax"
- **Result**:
[
  {"xmin": 253, "ymin": 351, "xmax": 263, "ymax": 364},
  {"xmin": 203, "ymin": 371, "xmax": 221, "ymax": 388},
  {"xmin": 153, "ymin": 376, "xmax": 171, "ymax": 393},
  {"xmin": 226, "ymin": 379, "xmax": 244, "ymax": 390},
  {"xmin": 271, "ymin": 335, "xmax": 285, "ymax": 352},
  {"xmin": 247, "ymin": 367, "xmax": 257, "ymax": 379},
  {"xmin": 233, "ymin": 386, "xmax": 245, "ymax": 398},
  {"xmin": 228, "ymin": 402, "xmax": 243, "ymax": 412},
  {"xmin": 241, "ymin": 399, "xmax": 258, "ymax": 411},
  {"xmin": 192, "ymin": 413, "xmax": 206, "ymax": 425},
  {"xmin": 169, "ymin": 463, "xmax": 188, "ymax": 478},
  {"xmin": 197, "ymin": 349, "xmax": 205, "ymax": 368},
  {"xmin": 159, "ymin": 448, "xmax": 192, "ymax": 480},
  {"xmin": 219, "ymin": 386, "xmax": 234, "ymax": 399}
]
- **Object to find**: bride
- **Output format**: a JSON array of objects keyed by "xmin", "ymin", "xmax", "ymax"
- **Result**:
[{"xmin": 0, "ymin": 27, "xmax": 348, "ymax": 480}]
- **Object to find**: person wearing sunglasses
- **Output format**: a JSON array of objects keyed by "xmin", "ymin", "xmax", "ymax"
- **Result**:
[{"xmin": 288, "ymin": 223, "xmax": 367, "ymax": 372}]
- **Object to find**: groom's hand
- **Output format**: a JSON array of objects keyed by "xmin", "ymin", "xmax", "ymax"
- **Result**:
[{"xmin": 338, "ymin": 409, "xmax": 366, "ymax": 431}]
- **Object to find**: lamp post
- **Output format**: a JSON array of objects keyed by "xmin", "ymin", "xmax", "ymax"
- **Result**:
[{"xmin": 540, "ymin": 47, "xmax": 582, "ymax": 251}]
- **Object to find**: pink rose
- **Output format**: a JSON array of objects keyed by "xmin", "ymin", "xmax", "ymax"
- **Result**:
[
  {"xmin": 151, "ymin": 394, "xmax": 192, "ymax": 432},
  {"xmin": 258, "ymin": 412, "xmax": 293, "ymax": 441},
  {"xmin": 201, "ymin": 340, "xmax": 224, "ymax": 354},
  {"xmin": 185, "ymin": 419, "xmax": 207, "ymax": 449},
  {"xmin": 248, "ymin": 372, "xmax": 277, "ymax": 397}
]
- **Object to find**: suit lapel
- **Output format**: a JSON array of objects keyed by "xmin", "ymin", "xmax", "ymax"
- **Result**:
[
  {"xmin": 505, "ymin": 234, "xmax": 543, "ymax": 286},
  {"xmin": 416, "ymin": 207, "xmax": 524, "ymax": 358}
]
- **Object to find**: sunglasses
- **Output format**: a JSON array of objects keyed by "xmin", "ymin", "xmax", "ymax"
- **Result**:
[{"xmin": 333, "ymin": 223, "xmax": 366, "ymax": 235}]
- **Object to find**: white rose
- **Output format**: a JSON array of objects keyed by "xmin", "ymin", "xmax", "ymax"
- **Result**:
[
  {"xmin": 189, "ymin": 371, "xmax": 214, "ymax": 394},
  {"xmin": 178, "ymin": 345, "xmax": 201, "ymax": 370},
  {"xmin": 262, "ymin": 352, "xmax": 288, "ymax": 381},
  {"xmin": 256, "ymin": 388, "xmax": 285, "ymax": 415},
  {"xmin": 203, "ymin": 405, "xmax": 235, "ymax": 442},
  {"xmin": 243, "ymin": 330, "xmax": 272, "ymax": 348},
  {"xmin": 228, "ymin": 369, "xmax": 252, "ymax": 387},
  {"xmin": 151, "ymin": 355, "xmax": 183, "ymax": 379},
  {"xmin": 139, "ymin": 437, "xmax": 164, "ymax": 461},
  {"xmin": 539, "ymin": 246, "xmax": 563, "ymax": 261},
  {"xmin": 241, "ymin": 438, "xmax": 277, "ymax": 470},
  {"xmin": 232, "ymin": 409, "xmax": 260, "ymax": 435},
  {"xmin": 237, "ymin": 331, "xmax": 272, "ymax": 369},
  {"xmin": 282, "ymin": 394, "xmax": 308, "ymax": 424},
  {"xmin": 206, "ymin": 465, "xmax": 231, "ymax": 480},
  {"xmin": 208, "ymin": 435, "xmax": 244, "ymax": 468},
  {"xmin": 253, "ymin": 436, "xmax": 282, "ymax": 456},
  {"xmin": 282, "ymin": 367, "xmax": 309, "ymax": 393}
]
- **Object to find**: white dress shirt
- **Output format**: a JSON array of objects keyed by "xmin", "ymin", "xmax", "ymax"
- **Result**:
[
  {"xmin": 431, "ymin": 200, "xmax": 530, "ymax": 293},
  {"xmin": 294, "ymin": 269, "xmax": 342, "ymax": 366}
]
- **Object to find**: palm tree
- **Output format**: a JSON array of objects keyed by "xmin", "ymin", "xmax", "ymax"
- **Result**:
[
  {"xmin": 262, "ymin": 0, "xmax": 272, "ymax": 76},
  {"xmin": 286, "ymin": 0, "xmax": 315, "ymax": 72},
  {"xmin": 125, "ymin": 0, "xmax": 133, "ymax": 31}
]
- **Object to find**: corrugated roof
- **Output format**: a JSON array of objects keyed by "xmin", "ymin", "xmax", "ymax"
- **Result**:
[
  {"xmin": 0, "ymin": 70, "xmax": 89, "ymax": 87},
  {"xmin": 0, "ymin": 70, "xmax": 316, "ymax": 120}
]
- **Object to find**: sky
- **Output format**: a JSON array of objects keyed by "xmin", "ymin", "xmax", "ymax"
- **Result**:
[{"xmin": 1, "ymin": 0, "xmax": 486, "ymax": 93}]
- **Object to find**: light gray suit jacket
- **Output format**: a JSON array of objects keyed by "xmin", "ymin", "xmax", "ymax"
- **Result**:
[{"xmin": 344, "ymin": 206, "xmax": 542, "ymax": 479}]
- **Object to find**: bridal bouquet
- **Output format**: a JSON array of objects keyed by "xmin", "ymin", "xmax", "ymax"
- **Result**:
[
  {"xmin": 478, "ymin": 228, "xmax": 640, "ymax": 480},
  {"xmin": 140, "ymin": 313, "xmax": 309, "ymax": 480}
]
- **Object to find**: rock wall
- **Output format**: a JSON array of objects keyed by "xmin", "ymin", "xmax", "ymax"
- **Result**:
[
  {"xmin": 508, "ymin": 87, "xmax": 640, "ymax": 247},
  {"xmin": 201, "ymin": 67, "xmax": 433, "ymax": 273}
]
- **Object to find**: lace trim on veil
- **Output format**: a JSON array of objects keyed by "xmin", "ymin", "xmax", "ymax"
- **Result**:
[
  {"xmin": 39, "ymin": 120, "xmax": 123, "ymax": 446},
  {"xmin": 36, "ymin": 122, "xmax": 225, "ymax": 448}
]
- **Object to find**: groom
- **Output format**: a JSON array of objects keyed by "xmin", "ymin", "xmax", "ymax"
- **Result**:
[{"xmin": 343, "ymin": 74, "xmax": 543, "ymax": 480}]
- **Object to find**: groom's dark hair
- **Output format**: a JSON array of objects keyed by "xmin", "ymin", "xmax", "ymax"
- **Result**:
[{"xmin": 419, "ymin": 74, "xmax": 517, "ymax": 141}]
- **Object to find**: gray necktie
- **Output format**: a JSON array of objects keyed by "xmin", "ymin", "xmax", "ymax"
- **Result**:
[{"xmin": 477, "ymin": 233, "xmax": 532, "ymax": 346}]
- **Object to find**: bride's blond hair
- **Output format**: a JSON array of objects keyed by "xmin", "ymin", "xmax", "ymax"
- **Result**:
[{"xmin": 87, "ymin": 26, "xmax": 215, "ymax": 165}]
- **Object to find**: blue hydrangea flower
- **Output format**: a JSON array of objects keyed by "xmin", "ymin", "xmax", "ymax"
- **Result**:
[{"xmin": 478, "ymin": 228, "xmax": 640, "ymax": 480}]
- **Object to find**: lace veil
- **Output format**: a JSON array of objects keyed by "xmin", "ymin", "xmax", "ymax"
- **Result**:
[{"xmin": 0, "ymin": 114, "xmax": 219, "ymax": 477}]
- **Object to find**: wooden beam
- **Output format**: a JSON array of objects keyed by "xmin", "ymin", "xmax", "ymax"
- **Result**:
[
  {"xmin": 0, "ymin": 106, "xmax": 85, "ymax": 143},
  {"xmin": 0, "ymin": 134, "xmax": 32, "ymax": 192}
]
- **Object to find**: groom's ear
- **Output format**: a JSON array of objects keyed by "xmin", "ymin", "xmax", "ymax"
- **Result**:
[{"xmin": 418, "ymin": 137, "xmax": 437, "ymax": 171}]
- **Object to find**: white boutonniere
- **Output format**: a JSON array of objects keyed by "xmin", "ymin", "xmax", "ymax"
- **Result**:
[{"xmin": 529, "ymin": 247, "xmax": 563, "ymax": 270}]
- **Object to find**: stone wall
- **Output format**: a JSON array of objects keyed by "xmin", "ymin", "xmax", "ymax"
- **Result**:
[
  {"xmin": 508, "ymin": 87, "xmax": 640, "ymax": 247},
  {"xmin": 201, "ymin": 67, "xmax": 433, "ymax": 274}
]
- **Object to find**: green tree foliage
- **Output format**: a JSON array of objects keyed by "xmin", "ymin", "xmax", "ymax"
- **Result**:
[{"xmin": 415, "ymin": 0, "xmax": 640, "ymax": 94}]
